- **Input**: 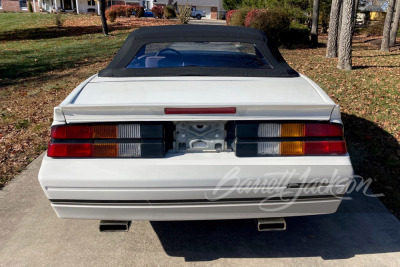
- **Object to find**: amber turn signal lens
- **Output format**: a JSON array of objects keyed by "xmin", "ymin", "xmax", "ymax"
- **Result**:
[
  {"xmin": 92, "ymin": 125, "xmax": 117, "ymax": 139},
  {"xmin": 93, "ymin": 143, "xmax": 118, "ymax": 157},
  {"xmin": 281, "ymin": 141, "xmax": 305, "ymax": 155},
  {"xmin": 281, "ymin": 124, "xmax": 305, "ymax": 137}
]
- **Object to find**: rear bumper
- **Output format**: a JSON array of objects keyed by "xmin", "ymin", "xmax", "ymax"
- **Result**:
[
  {"xmin": 51, "ymin": 197, "xmax": 342, "ymax": 221},
  {"xmin": 39, "ymin": 152, "xmax": 353, "ymax": 220}
]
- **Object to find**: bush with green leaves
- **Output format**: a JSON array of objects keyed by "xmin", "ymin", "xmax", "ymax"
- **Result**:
[
  {"xmin": 241, "ymin": 0, "xmax": 308, "ymax": 22},
  {"xmin": 164, "ymin": 5, "xmax": 176, "ymax": 19},
  {"xmin": 223, "ymin": 0, "xmax": 243, "ymax": 11},
  {"xmin": 54, "ymin": 13, "xmax": 63, "ymax": 27},
  {"xmin": 244, "ymin": 9, "xmax": 259, "ymax": 27},
  {"xmin": 225, "ymin": 10, "xmax": 237, "ymax": 25},
  {"xmin": 249, "ymin": 8, "xmax": 291, "ymax": 45},
  {"xmin": 284, "ymin": 21, "xmax": 310, "ymax": 46},
  {"xmin": 229, "ymin": 8, "xmax": 250, "ymax": 26}
]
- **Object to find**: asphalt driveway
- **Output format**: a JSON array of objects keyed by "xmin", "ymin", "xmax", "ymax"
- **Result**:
[{"xmin": 0, "ymin": 154, "xmax": 399, "ymax": 266}]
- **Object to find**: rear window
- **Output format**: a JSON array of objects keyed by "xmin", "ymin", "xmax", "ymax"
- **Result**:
[{"xmin": 126, "ymin": 42, "xmax": 273, "ymax": 69}]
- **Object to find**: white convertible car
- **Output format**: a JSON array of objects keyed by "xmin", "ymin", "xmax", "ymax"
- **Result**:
[{"xmin": 38, "ymin": 25, "xmax": 353, "ymax": 231}]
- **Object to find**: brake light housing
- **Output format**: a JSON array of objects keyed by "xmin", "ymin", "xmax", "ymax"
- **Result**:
[
  {"xmin": 48, "ymin": 123, "xmax": 164, "ymax": 158},
  {"xmin": 236, "ymin": 122, "xmax": 347, "ymax": 157}
]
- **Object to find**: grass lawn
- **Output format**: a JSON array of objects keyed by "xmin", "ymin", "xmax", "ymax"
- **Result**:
[{"xmin": 0, "ymin": 13, "xmax": 399, "ymax": 218}]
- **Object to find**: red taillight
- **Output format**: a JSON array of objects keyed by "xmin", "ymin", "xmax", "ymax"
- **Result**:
[
  {"xmin": 304, "ymin": 141, "xmax": 347, "ymax": 155},
  {"xmin": 51, "ymin": 125, "xmax": 92, "ymax": 139},
  {"xmin": 305, "ymin": 124, "xmax": 343, "ymax": 137},
  {"xmin": 164, "ymin": 107, "xmax": 236, "ymax": 114},
  {"xmin": 48, "ymin": 123, "xmax": 165, "ymax": 158},
  {"xmin": 236, "ymin": 122, "xmax": 347, "ymax": 157},
  {"xmin": 47, "ymin": 143, "xmax": 92, "ymax": 157}
]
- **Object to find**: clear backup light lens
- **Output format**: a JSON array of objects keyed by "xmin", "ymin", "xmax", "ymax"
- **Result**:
[
  {"xmin": 118, "ymin": 124, "xmax": 140, "ymax": 138},
  {"xmin": 257, "ymin": 142, "xmax": 280, "ymax": 155},
  {"xmin": 118, "ymin": 143, "xmax": 141, "ymax": 157},
  {"xmin": 258, "ymin": 123, "xmax": 280, "ymax": 137}
]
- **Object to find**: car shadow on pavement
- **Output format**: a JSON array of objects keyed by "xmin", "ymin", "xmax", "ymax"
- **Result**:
[
  {"xmin": 151, "ymin": 113, "xmax": 400, "ymax": 262},
  {"xmin": 151, "ymin": 189, "xmax": 400, "ymax": 261}
]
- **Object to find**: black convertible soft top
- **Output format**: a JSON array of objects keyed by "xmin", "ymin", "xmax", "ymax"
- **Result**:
[{"xmin": 98, "ymin": 25, "xmax": 299, "ymax": 78}]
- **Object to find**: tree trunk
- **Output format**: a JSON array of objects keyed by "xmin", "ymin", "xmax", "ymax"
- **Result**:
[
  {"xmin": 381, "ymin": 0, "xmax": 396, "ymax": 52},
  {"xmin": 100, "ymin": 0, "xmax": 108, "ymax": 35},
  {"xmin": 327, "ymin": 0, "xmax": 342, "ymax": 58},
  {"xmin": 337, "ymin": 0, "xmax": 343, "ymax": 53},
  {"xmin": 390, "ymin": 0, "xmax": 400, "ymax": 46},
  {"xmin": 353, "ymin": 0, "xmax": 359, "ymax": 28},
  {"xmin": 311, "ymin": 0, "xmax": 320, "ymax": 47},
  {"xmin": 337, "ymin": 0, "xmax": 355, "ymax": 70}
]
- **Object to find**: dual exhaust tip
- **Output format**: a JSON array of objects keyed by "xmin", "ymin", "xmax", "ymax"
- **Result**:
[
  {"xmin": 257, "ymin": 217, "xmax": 286, "ymax": 231},
  {"xmin": 99, "ymin": 220, "xmax": 131, "ymax": 232},
  {"xmin": 99, "ymin": 218, "xmax": 286, "ymax": 232}
]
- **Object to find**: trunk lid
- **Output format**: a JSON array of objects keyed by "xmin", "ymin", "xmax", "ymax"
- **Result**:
[{"xmin": 60, "ymin": 75, "xmax": 336, "ymax": 123}]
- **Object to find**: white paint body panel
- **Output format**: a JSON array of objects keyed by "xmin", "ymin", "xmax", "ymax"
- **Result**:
[
  {"xmin": 40, "ymin": 74, "xmax": 354, "ymax": 221},
  {"xmin": 58, "ymin": 75, "xmax": 336, "ymax": 123}
]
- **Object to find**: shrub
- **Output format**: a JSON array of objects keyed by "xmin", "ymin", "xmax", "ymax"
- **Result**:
[
  {"xmin": 225, "ymin": 10, "xmax": 237, "ymax": 25},
  {"xmin": 177, "ymin": 3, "xmax": 192, "ymax": 24},
  {"xmin": 229, "ymin": 8, "xmax": 250, "ymax": 26},
  {"xmin": 133, "ymin": 6, "xmax": 144, "ymax": 18},
  {"xmin": 223, "ymin": 0, "xmax": 242, "ymax": 11},
  {"xmin": 364, "ymin": 20, "xmax": 385, "ymax": 37},
  {"xmin": 105, "ymin": 5, "xmax": 126, "ymax": 18},
  {"xmin": 244, "ymin": 9, "xmax": 259, "ymax": 27},
  {"xmin": 164, "ymin": 5, "xmax": 176, "ymax": 19},
  {"xmin": 284, "ymin": 21, "xmax": 310, "ymax": 46},
  {"xmin": 249, "ymin": 8, "xmax": 291, "ymax": 45},
  {"xmin": 54, "ymin": 13, "xmax": 63, "ymax": 27},
  {"xmin": 152, "ymin": 6, "xmax": 164, "ymax": 18},
  {"xmin": 106, "ymin": 9, "xmax": 117, "ymax": 22},
  {"xmin": 112, "ymin": 5, "xmax": 128, "ymax": 17},
  {"xmin": 125, "ymin": 6, "xmax": 134, "ymax": 17}
]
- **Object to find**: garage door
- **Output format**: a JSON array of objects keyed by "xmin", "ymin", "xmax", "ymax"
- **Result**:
[{"xmin": 196, "ymin": 6, "xmax": 211, "ymax": 19}]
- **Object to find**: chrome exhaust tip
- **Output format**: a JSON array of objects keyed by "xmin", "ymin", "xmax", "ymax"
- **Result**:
[
  {"xmin": 257, "ymin": 218, "xmax": 286, "ymax": 231},
  {"xmin": 99, "ymin": 221, "xmax": 131, "ymax": 232}
]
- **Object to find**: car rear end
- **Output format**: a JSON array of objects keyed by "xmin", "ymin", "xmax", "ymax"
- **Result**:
[{"xmin": 38, "ymin": 75, "xmax": 353, "ymax": 221}]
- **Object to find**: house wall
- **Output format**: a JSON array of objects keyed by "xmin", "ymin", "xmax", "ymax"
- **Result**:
[
  {"xmin": 155, "ymin": 0, "xmax": 223, "ymax": 18},
  {"xmin": 76, "ymin": 0, "xmax": 96, "ymax": 14},
  {"xmin": 33, "ymin": 0, "xmax": 40, "ymax": 11},
  {"xmin": 195, "ymin": 5, "xmax": 210, "ymax": 19},
  {"xmin": 1, "ymin": 0, "xmax": 23, "ymax": 12}
]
